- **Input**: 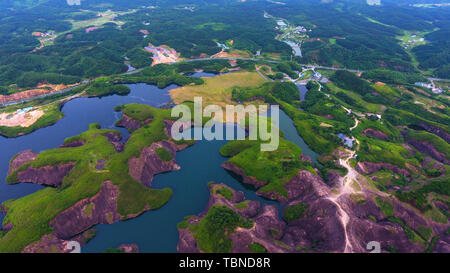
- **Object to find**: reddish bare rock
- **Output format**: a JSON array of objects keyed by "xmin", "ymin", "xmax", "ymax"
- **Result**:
[
  {"xmin": 421, "ymin": 157, "xmax": 445, "ymax": 176},
  {"xmin": 392, "ymin": 200, "xmax": 429, "ymax": 232},
  {"xmin": 252, "ymin": 205, "xmax": 285, "ymax": 240},
  {"xmin": 116, "ymin": 114, "xmax": 152, "ymax": 132},
  {"xmin": 221, "ymin": 162, "xmax": 266, "ymax": 189},
  {"xmin": 418, "ymin": 122, "xmax": 450, "ymax": 143},
  {"xmin": 286, "ymin": 170, "xmax": 330, "ymax": 202},
  {"xmin": 15, "ymin": 162, "xmax": 75, "ymax": 187},
  {"xmin": 257, "ymin": 170, "xmax": 330, "ymax": 203},
  {"xmin": 50, "ymin": 181, "xmax": 121, "ymax": 240},
  {"xmin": 1, "ymin": 222, "xmax": 13, "ymax": 231},
  {"xmin": 405, "ymin": 137, "xmax": 449, "ymax": 164},
  {"xmin": 8, "ymin": 150, "xmax": 37, "ymax": 175},
  {"xmin": 347, "ymin": 218, "xmax": 423, "ymax": 253},
  {"xmin": 205, "ymin": 184, "xmax": 260, "ymax": 219},
  {"xmin": 177, "ymin": 176, "xmax": 438, "ymax": 253},
  {"xmin": 163, "ymin": 119, "xmax": 194, "ymax": 138},
  {"xmin": 177, "ymin": 183, "xmax": 288, "ymax": 253},
  {"xmin": 281, "ymin": 197, "xmax": 346, "ymax": 252},
  {"xmin": 177, "ymin": 223, "xmax": 201, "ymax": 253},
  {"xmin": 22, "ymin": 229, "xmax": 96, "ymax": 253},
  {"xmin": 356, "ymin": 162, "xmax": 410, "ymax": 177},
  {"xmin": 229, "ymin": 205, "xmax": 288, "ymax": 253},
  {"xmin": 102, "ymin": 132, "xmax": 124, "ymax": 152},
  {"xmin": 339, "ymin": 195, "xmax": 427, "ymax": 253},
  {"xmin": 128, "ymin": 140, "xmax": 183, "ymax": 187},
  {"xmin": 59, "ymin": 139, "xmax": 85, "ymax": 148},
  {"xmin": 0, "ymin": 89, "xmax": 54, "ymax": 104},
  {"xmin": 300, "ymin": 154, "xmax": 312, "ymax": 164},
  {"xmin": 362, "ymin": 128, "xmax": 388, "ymax": 140},
  {"xmin": 433, "ymin": 201, "xmax": 448, "ymax": 213},
  {"xmin": 117, "ymin": 244, "xmax": 139, "ymax": 253},
  {"xmin": 433, "ymin": 234, "xmax": 450, "ymax": 253},
  {"xmin": 326, "ymin": 170, "xmax": 341, "ymax": 187},
  {"xmin": 222, "ymin": 162, "xmax": 330, "ymax": 204},
  {"xmin": 22, "ymin": 234, "xmax": 76, "ymax": 253},
  {"xmin": 402, "ymin": 143, "xmax": 416, "ymax": 154}
]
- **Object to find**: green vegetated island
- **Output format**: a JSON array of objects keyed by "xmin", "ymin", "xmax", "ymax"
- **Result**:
[
  {"xmin": 0, "ymin": 0, "xmax": 449, "ymax": 253},
  {"xmin": 1, "ymin": 0, "xmax": 449, "ymax": 136}
]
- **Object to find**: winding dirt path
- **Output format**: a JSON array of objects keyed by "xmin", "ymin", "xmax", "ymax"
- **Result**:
[{"xmin": 325, "ymin": 116, "xmax": 362, "ymax": 252}]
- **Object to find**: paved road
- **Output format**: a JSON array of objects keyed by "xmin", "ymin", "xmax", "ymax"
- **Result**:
[
  {"xmin": 0, "ymin": 86, "xmax": 79, "ymax": 107},
  {"xmin": 427, "ymin": 77, "xmax": 450, "ymax": 83},
  {"xmin": 2, "ymin": 57, "xmax": 448, "ymax": 107}
]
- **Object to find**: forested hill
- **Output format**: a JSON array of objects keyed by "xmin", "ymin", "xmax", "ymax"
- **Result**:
[{"xmin": 0, "ymin": 0, "xmax": 448, "ymax": 94}]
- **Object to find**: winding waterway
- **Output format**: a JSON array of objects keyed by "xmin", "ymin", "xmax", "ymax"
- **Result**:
[
  {"xmin": 0, "ymin": 73, "xmax": 319, "ymax": 252},
  {"xmin": 0, "ymin": 83, "xmax": 174, "ymax": 218}
]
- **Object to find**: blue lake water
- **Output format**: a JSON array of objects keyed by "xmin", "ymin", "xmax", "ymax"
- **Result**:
[
  {"xmin": 0, "ymin": 78, "xmax": 319, "ymax": 252},
  {"xmin": 82, "ymin": 107, "xmax": 319, "ymax": 252},
  {"xmin": 187, "ymin": 71, "xmax": 219, "ymax": 78},
  {"xmin": 0, "ymin": 83, "xmax": 174, "ymax": 207},
  {"xmin": 82, "ymin": 124, "xmax": 281, "ymax": 253}
]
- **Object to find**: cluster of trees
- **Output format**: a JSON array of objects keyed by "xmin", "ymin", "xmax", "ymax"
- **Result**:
[
  {"xmin": 362, "ymin": 70, "xmax": 426, "ymax": 85},
  {"xmin": 1, "ymin": 0, "xmax": 448, "ymax": 94},
  {"xmin": 268, "ymin": 0, "xmax": 448, "ymax": 77},
  {"xmin": 132, "ymin": 2, "xmax": 292, "ymax": 58},
  {"xmin": 15, "ymin": 72, "xmax": 80, "ymax": 88},
  {"xmin": 275, "ymin": 61, "xmax": 301, "ymax": 79},
  {"xmin": 0, "ymin": 0, "xmax": 296, "ymax": 92},
  {"xmin": 113, "ymin": 63, "xmax": 204, "ymax": 89},
  {"xmin": 331, "ymin": 70, "xmax": 372, "ymax": 95},
  {"xmin": 231, "ymin": 82, "xmax": 299, "ymax": 103},
  {"xmin": 412, "ymin": 21, "xmax": 450, "ymax": 78}
]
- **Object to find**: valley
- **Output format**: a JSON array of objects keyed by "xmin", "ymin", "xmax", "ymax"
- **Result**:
[{"xmin": 0, "ymin": 0, "xmax": 448, "ymax": 254}]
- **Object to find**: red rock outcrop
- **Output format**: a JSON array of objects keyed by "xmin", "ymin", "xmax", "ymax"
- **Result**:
[
  {"xmin": 59, "ymin": 140, "xmax": 85, "ymax": 148},
  {"xmin": 178, "ymin": 173, "xmax": 441, "ymax": 253},
  {"xmin": 418, "ymin": 122, "xmax": 450, "ymax": 143},
  {"xmin": 116, "ymin": 114, "xmax": 152, "ymax": 132},
  {"xmin": 433, "ymin": 234, "xmax": 450, "ymax": 253},
  {"xmin": 282, "ymin": 198, "xmax": 346, "ymax": 252},
  {"xmin": 102, "ymin": 132, "xmax": 124, "ymax": 152},
  {"xmin": 117, "ymin": 243, "xmax": 139, "ymax": 253},
  {"xmin": 221, "ymin": 162, "xmax": 266, "ymax": 189},
  {"xmin": 177, "ymin": 184, "xmax": 288, "ymax": 253},
  {"xmin": 362, "ymin": 128, "xmax": 388, "ymax": 140},
  {"xmin": 15, "ymin": 162, "xmax": 75, "ymax": 187},
  {"xmin": 9, "ymin": 149, "xmax": 75, "ymax": 187},
  {"xmin": 347, "ymin": 217, "xmax": 423, "ymax": 253},
  {"xmin": 128, "ymin": 140, "xmax": 184, "ymax": 187},
  {"xmin": 356, "ymin": 161, "xmax": 410, "ymax": 177},
  {"xmin": 254, "ymin": 169, "xmax": 330, "ymax": 203},
  {"xmin": 8, "ymin": 150, "xmax": 37, "ymax": 175},
  {"xmin": 22, "ymin": 229, "xmax": 96, "ymax": 253},
  {"xmin": 163, "ymin": 119, "xmax": 194, "ymax": 138},
  {"xmin": 405, "ymin": 138, "xmax": 449, "ymax": 164},
  {"xmin": 50, "ymin": 181, "xmax": 121, "ymax": 240}
]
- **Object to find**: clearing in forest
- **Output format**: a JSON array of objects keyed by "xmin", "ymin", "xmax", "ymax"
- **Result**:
[
  {"xmin": 169, "ymin": 71, "xmax": 266, "ymax": 107},
  {"xmin": 0, "ymin": 109, "xmax": 44, "ymax": 128}
]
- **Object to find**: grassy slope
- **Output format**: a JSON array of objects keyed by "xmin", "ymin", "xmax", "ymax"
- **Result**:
[
  {"xmin": 180, "ymin": 204, "xmax": 253, "ymax": 253},
  {"xmin": 0, "ymin": 104, "xmax": 192, "ymax": 252},
  {"xmin": 222, "ymin": 138, "xmax": 314, "ymax": 197}
]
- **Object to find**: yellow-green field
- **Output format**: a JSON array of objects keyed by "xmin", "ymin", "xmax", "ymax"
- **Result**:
[
  {"xmin": 66, "ymin": 9, "xmax": 136, "ymax": 31},
  {"xmin": 169, "ymin": 71, "xmax": 267, "ymax": 107}
]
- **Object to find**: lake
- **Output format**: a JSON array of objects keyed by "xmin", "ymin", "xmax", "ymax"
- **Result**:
[{"xmin": 0, "ymin": 77, "xmax": 319, "ymax": 252}]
